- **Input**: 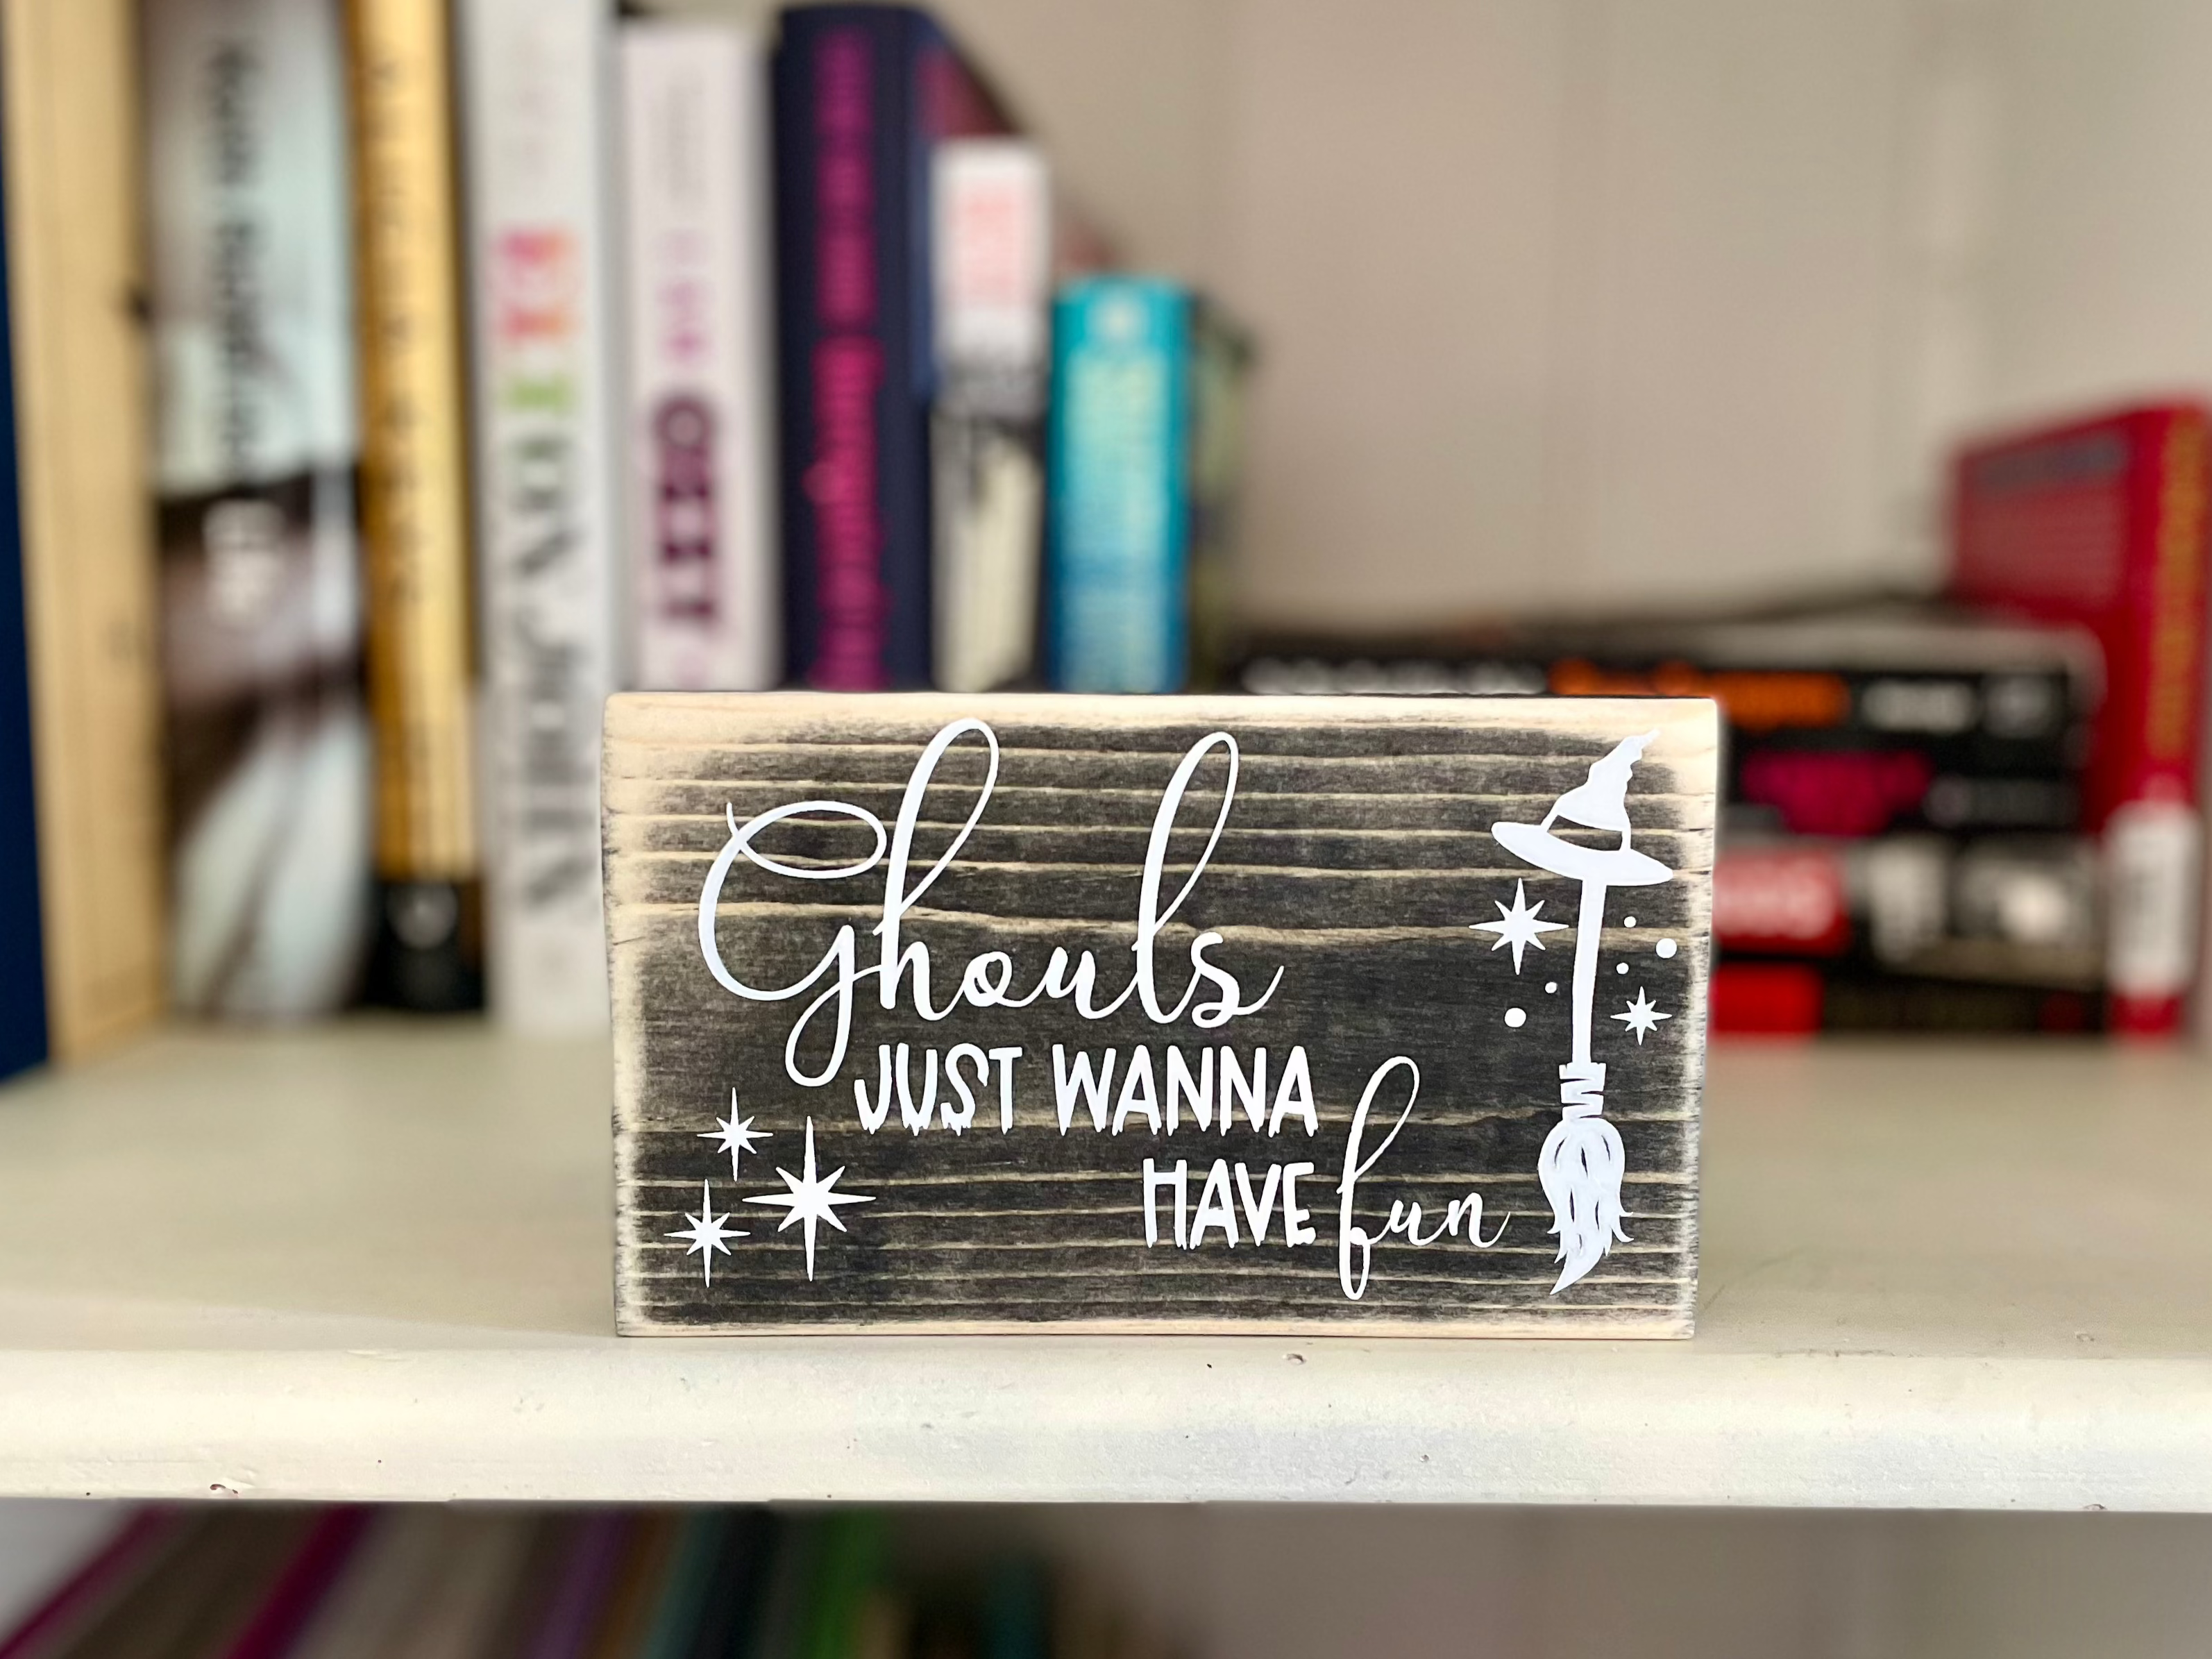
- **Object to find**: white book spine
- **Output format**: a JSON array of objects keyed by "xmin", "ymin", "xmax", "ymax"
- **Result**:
[
  {"xmin": 458, "ymin": 0, "xmax": 621, "ymax": 1031},
  {"xmin": 619, "ymin": 18, "xmax": 779, "ymax": 692},
  {"xmin": 143, "ymin": 0, "xmax": 373, "ymax": 1020},
  {"xmin": 931, "ymin": 139, "xmax": 1050, "ymax": 693}
]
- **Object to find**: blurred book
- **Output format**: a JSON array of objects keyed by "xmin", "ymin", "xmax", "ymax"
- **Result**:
[
  {"xmin": 981, "ymin": 1558, "xmax": 1048, "ymax": 1659},
  {"xmin": 0, "ymin": 0, "xmax": 167, "ymax": 1070},
  {"xmin": 1952, "ymin": 403, "xmax": 2210, "ymax": 1037},
  {"xmin": 1, "ymin": 1505, "xmax": 1172, "ymax": 1659},
  {"xmin": 457, "ymin": 0, "xmax": 621, "ymax": 1033},
  {"xmin": 285, "ymin": 1507, "xmax": 454, "ymax": 1659},
  {"xmin": 346, "ymin": 0, "xmax": 484, "ymax": 1013},
  {"xmin": 1247, "ymin": 606, "xmax": 2097, "ymax": 834},
  {"xmin": 1713, "ymin": 834, "xmax": 2103, "ymax": 1035},
  {"xmin": 8, "ymin": 1507, "xmax": 344, "ymax": 1659},
  {"xmin": 772, "ymin": 2, "xmax": 1013, "ymax": 690},
  {"xmin": 931, "ymin": 137, "xmax": 1049, "ymax": 693},
  {"xmin": 143, "ymin": 0, "xmax": 375, "ymax": 1022},
  {"xmin": 619, "ymin": 12, "xmax": 781, "ymax": 694},
  {"xmin": 0, "ymin": 76, "xmax": 44, "ymax": 1082},
  {"xmin": 1240, "ymin": 604, "xmax": 2108, "ymax": 1034},
  {"xmin": 1542, "ymin": 612, "xmax": 2096, "ymax": 841},
  {"xmin": 1047, "ymin": 278, "xmax": 1251, "ymax": 694},
  {"xmin": 512, "ymin": 1511, "xmax": 632, "ymax": 1659},
  {"xmin": 579, "ymin": 1511, "xmax": 680, "ymax": 1659},
  {"xmin": 1184, "ymin": 301, "xmax": 1251, "ymax": 693},
  {"xmin": 286, "ymin": 1508, "xmax": 541, "ymax": 1658},
  {"xmin": 801, "ymin": 1510, "xmax": 890, "ymax": 1659},
  {"xmin": 0, "ymin": 1510, "xmax": 196, "ymax": 1658},
  {"xmin": 747, "ymin": 1510, "xmax": 824, "ymax": 1659}
]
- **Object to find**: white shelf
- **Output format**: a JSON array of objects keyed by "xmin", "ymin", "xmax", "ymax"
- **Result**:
[{"xmin": 1, "ymin": 1022, "xmax": 2208, "ymax": 1508}]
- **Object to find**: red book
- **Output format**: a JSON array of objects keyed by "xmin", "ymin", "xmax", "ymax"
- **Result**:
[{"xmin": 1952, "ymin": 403, "xmax": 2210, "ymax": 1035}]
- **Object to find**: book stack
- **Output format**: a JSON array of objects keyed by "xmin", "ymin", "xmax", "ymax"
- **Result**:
[
  {"xmin": 1233, "ymin": 407, "xmax": 2212, "ymax": 1041},
  {"xmin": 0, "ymin": 0, "xmax": 1254, "ymax": 1076},
  {"xmin": 1951, "ymin": 403, "xmax": 2210, "ymax": 1038},
  {"xmin": 0, "ymin": 1505, "xmax": 1168, "ymax": 1659},
  {"xmin": 1240, "ymin": 604, "xmax": 2116, "ymax": 1035}
]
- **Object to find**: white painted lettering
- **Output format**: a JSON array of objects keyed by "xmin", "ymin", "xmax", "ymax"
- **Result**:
[
  {"xmin": 1271, "ymin": 1045, "xmax": 1319, "ymax": 1136},
  {"xmin": 1143, "ymin": 1159, "xmax": 1188, "ymax": 1247},
  {"xmin": 943, "ymin": 1043, "xmax": 986, "ymax": 1134},
  {"xmin": 1220, "ymin": 1046, "xmax": 1267, "ymax": 1133},
  {"xmin": 988, "ymin": 1046, "xmax": 1022, "ymax": 1132},
  {"xmin": 1114, "ymin": 1046, "xmax": 1160, "ymax": 1134},
  {"xmin": 1167, "ymin": 1045, "xmax": 1213, "ymax": 1134},
  {"xmin": 1234, "ymin": 1161, "xmax": 1282, "ymax": 1242},
  {"xmin": 1053, "ymin": 1045, "xmax": 1115, "ymax": 1134},
  {"xmin": 1282, "ymin": 1161, "xmax": 1317, "ymax": 1246},
  {"xmin": 1190, "ymin": 1159, "xmax": 1239, "ymax": 1247}
]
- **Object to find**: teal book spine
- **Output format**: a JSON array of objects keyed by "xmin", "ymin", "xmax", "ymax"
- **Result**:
[{"xmin": 1047, "ymin": 277, "xmax": 1191, "ymax": 693}]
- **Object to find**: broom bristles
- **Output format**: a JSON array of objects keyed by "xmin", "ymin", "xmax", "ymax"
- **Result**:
[{"xmin": 1538, "ymin": 1111, "xmax": 1630, "ymax": 1293}]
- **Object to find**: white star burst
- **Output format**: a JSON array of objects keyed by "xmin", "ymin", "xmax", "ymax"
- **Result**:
[
  {"xmin": 668, "ymin": 1181, "xmax": 746, "ymax": 1286},
  {"xmin": 1474, "ymin": 879, "xmax": 1569, "ymax": 972},
  {"xmin": 1612, "ymin": 986, "xmax": 1671, "ymax": 1044},
  {"xmin": 699, "ymin": 1089, "xmax": 771, "ymax": 1177},
  {"xmin": 744, "ymin": 1118, "xmax": 875, "ymax": 1281}
]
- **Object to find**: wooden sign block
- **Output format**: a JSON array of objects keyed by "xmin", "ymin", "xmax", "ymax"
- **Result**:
[{"xmin": 607, "ymin": 693, "xmax": 1718, "ymax": 1336}]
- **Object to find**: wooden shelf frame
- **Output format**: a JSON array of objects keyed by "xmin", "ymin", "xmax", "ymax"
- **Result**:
[{"xmin": 1, "ymin": 1024, "xmax": 2207, "ymax": 1508}]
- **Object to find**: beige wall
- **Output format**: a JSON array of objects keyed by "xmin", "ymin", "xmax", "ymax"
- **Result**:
[
  {"xmin": 939, "ymin": 0, "xmax": 1932, "ymax": 630},
  {"xmin": 1952, "ymin": 0, "xmax": 2212, "ymax": 423}
]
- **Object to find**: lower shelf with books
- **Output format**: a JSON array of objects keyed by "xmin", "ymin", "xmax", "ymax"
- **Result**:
[{"xmin": 0, "ymin": 1022, "xmax": 2209, "ymax": 1510}]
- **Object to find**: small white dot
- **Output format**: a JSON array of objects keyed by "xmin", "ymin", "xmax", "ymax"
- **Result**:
[
  {"xmin": 1544, "ymin": 981, "xmax": 1558, "ymax": 994},
  {"xmin": 1616, "ymin": 962, "xmax": 1629, "ymax": 975},
  {"xmin": 1657, "ymin": 938, "xmax": 1678, "ymax": 959},
  {"xmin": 1624, "ymin": 916, "xmax": 1637, "ymax": 928},
  {"xmin": 1505, "ymin": 1007, "xmax": 1527, "ymax": 1028}
]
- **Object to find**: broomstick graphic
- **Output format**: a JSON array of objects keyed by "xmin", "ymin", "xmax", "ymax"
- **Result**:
[{"xmin": 1492, "ymin": 731, "xmax": 1670, "ymax": 1293}]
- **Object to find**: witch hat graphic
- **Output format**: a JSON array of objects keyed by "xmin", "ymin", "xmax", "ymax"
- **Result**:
[{"xmin": 1492, "ymin": 730, "xmax": 1671, "ymax": 1293}]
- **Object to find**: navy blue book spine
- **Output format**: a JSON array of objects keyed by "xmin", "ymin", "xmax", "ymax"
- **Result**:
[
  {"xmin": 0, "ymin": 104, "xmax": 49, "ymax": 1078},
  {"xmin": 773, "ymin": 5, "xmax": 934, "ymax": 689}
]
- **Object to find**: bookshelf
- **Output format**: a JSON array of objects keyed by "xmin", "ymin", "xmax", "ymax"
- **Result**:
[{"xmin": 0, "ymin": 1021, "xmax": 2206, "ymax": 1508}]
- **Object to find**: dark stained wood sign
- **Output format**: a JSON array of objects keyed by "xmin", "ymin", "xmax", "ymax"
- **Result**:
[{"xmin": 607, "ymin": 693, "xmax": 1718, "ymax": 1336}]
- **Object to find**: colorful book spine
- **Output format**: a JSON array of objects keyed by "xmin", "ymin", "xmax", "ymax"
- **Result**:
[
  {"xmin": 931, "ymin": 136, "xmax": 1050, "ymax": 692},
  {"xmin": 619, "ymin": 16, "xmax": 779, "ymax": 693},
  {"xmin": 1952, "ymin": 403, "xmax": 2211, "ymax": 1036},
  {"xmin": 772, "ymin": 4, "xmax": 1008, "ymax": 690},
  {"xmin": 345, "ymin": 0, "xmax": 482, "ymax": 1011},
  {"xmin": 1047, "ymin": 276, "xmax": 1192, "ymax": 694},
  {"xmin": 142, "ymin": 0, "xmax": 373, "ymax": 1020},
  {"xmin": 0, "ymin": 83, "xmax": 44, "ymax": 1081},
  {"xmin": 457, "ymin": 0, "xmax": 620, "ymax": 1031}
]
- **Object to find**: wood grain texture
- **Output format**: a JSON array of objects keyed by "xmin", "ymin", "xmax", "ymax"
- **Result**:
[
  {"xmin": 2, "ymin": 0, "xmax": 166, "ymax": 1057},
  {"xmin": 608, "ymin": 693, "xmax": 1717, "ymax": 1336}
]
